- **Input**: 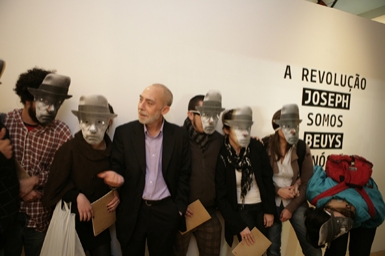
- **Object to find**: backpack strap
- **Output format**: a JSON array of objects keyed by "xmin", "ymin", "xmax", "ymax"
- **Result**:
[
  {"xmin": 355, "ymin": 187, "xmax": 376, "ymax": 217},
  {"xmin": 311, "ymin": 182, "xmax": 376, "ymax": 218},
  {"xmin": 310, "ymin": 183, "xmax": 349, "ymax": 206},
  {"xmin": 296, "ymin": 139, "xmax": 306, "ymax": 175}
]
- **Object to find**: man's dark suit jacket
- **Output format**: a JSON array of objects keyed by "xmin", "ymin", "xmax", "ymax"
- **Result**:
[{"xmin": 110, "ymin": 120, "xmax": 191, "ymax": 247}]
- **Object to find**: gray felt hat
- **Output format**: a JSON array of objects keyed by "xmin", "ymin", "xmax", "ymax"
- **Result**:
[
  {"xmin": 273, "ymin": 103, "xmax": 302, "ymax": 126},
  {"xmin": 196, "ymin": 90, "xmax": 225, "ymax": 113},
  {"xmin": 72, "ymin": 95, "xmax": 117, "ymax": 118},
  {"xmin": 224, "ymin": 106, "xmax": 253, "ymax": 127},
  {"xmin": 28, "ymin": 73, "xmax": 72, "ymax": 99}
]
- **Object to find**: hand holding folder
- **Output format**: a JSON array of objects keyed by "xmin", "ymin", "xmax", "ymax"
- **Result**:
[
  {"xmin": 180, "ymin": 199, "xmax": 211, "ymax": 235},
  {"xmin": 91, "ymin": 190, "xmax": 116, "ymax": 236},
  {"xmin": 232, "ymin": 227, "xmax": 271, "ymax": 256}
]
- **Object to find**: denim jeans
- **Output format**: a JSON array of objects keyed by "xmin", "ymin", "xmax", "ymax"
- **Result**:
[
  {"xmin": 267, "ymin": 204, "xmax": 322, "ymax": 256},
  {"xmin": 3, "ymin": 212, "xmax": 46, "ymax": 256}
]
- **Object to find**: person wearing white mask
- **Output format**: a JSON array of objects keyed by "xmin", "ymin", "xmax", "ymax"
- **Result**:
[
  {"xmin": 42, "ymin": 95, "xmax": 122, "ymax": 256},
  {"xmin": 175, "ymin": 90, "xmax": 224, "ymax": 256},
  {"xmin": 216, "ymin": 106, "xmax": 276, "ymax": 249},
  {"xmin": 263, "ymin": 104, "xmax": 321, "ymax": 256}
]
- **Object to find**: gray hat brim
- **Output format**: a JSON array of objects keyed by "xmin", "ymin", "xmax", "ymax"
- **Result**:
[
  {"xmin": 72, "ymin": 110, "xmax": 117, "ymax": 119},
  {"xmin": 28, "ymin": 87, "xmax": 72, "ymax": 99}
]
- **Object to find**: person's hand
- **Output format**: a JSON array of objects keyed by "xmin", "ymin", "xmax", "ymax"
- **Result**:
[
  {"xmin": 106, "ymin": 190, "xmax": 120, "ymax": 212},
  {"xmin": 280, "ymin": 209, "xmax": 292, "ymax": 222},
  {"xmin": 77, "ymin": 193, "xmax": 93, "ymax": 221},
  {"xmin": 240, "ymin": 227, "xmax": 255, "ymax": 246},
  {"xmin": 291, "ymin": 183, "xmax": 300, "ymax": 197},
  {"xmin": 264, "ymin": 213, "xmax": 274, "ymax": 227},
  {"xmin": 19, "ymin": 176, "xmax": 39, "ymax": 198},
  {"xmin": 97, "ymin": 170, "xmax": 124, "ymax": 188},
  {"xmin": 185, "ymin": 207, "xmax": 193, "ymax": 218},
  {"xmin": 0, "ymin": 128, "xmax": 12, "ymax": 159},
  {"xmin": 21, "ymin": 189, "xmax": 42, "ymax": 202},
  {"xmin": 277, "ymin": 187, "xmax": 296, "ymax": 200}
]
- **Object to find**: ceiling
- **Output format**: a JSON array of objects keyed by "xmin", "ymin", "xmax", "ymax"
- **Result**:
[{"xmin": 305, "ymin": 0, "xmax": 385, "ymax": 24}]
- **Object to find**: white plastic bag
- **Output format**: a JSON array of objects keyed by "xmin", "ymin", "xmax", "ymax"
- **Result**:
[{"xmin": 40, "ymin": 200, "xmax": 85, "ymax": 256}]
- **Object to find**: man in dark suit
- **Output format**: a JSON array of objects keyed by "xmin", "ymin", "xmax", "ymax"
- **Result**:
[{"xmin": 100, "ymin": 83, "xmax": 191, "ymax": 256}]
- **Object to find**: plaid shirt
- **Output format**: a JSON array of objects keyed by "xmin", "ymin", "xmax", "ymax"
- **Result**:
[{"xmin": 4, "ymin": 109, "xmax": 72, "ymax": 232}]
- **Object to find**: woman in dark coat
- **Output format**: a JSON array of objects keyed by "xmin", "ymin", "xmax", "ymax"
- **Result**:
[
  {"xmin": 42, "ymin": 95, "xmax": 120, "ymax": 256},
  {"xmin": 215, "ymin": 106, "xmax": 276, "ymax": 249}
]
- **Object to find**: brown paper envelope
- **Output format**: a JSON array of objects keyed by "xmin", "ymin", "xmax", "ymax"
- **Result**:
[
  {"xmin": 232, "ymin": 227, "xmax": 271, "ymax": 256},
  {"xmin": 91, "ymin": 190, "xmax": 116, "ymax": 236},
  {"xmin": 180, "ymin": 199, "xmax": 211, "ymax": 235},
  {"xmin": 15, "ymin": 160, "xmax": 30, "ymax": 179}
]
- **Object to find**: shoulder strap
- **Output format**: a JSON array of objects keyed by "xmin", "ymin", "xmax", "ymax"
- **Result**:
[{"xmin": 296, "ymin": 139, "xmax": 306, "ymax": 175}]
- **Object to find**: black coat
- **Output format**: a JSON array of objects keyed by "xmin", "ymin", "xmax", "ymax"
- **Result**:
[
  {"xmin": 215, "ymin": 138, "xmax": 276, "ymax": 246},
  {"xmin": 110, "ymin": 120, "xmax": 191, "ymax": 247}
]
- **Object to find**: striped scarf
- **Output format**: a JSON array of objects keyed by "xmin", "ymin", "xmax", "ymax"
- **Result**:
[
  {"xmin": 224, "ymin": 135, "xmax": 253, "ymax": 205},
  {"xmin": 183, "ymin": 118, "xmax": 210, "ymax": 152}
]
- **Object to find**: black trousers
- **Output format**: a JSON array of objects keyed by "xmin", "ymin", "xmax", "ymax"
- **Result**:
[
  {"xmin": 121, "ymin": 197, "xmax": 180, "ymax": 256},
  {"xmin": 325, "ymin": 226, "xmax": 377, "ymax": 256}
]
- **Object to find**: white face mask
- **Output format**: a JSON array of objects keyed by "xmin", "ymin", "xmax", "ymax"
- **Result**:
[
  {"xmin": 200, "ymin": 113, "xmax": 219, "ymax": 134},
  {"xmin": 232, "ymin": 127, "xmax": 251, "ymax": 148},
  {"xmin": 34, "ymin": 96, "xmax": 63, "ymax": 124},
  {"xmin": 79, "ymin": 115, "xmax": 109, "ymax": 145},
  {"xmin": 281, "ymin": 122, "xmax": 300, "ymax": 145}
]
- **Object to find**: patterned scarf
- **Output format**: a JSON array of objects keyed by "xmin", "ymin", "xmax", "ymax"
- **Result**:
[
  {"xmin": 223, "ymin": 135, "xmax": 253, "ymax": 205},
  {"xmin": 183, "ymin": 118, "xmax": 211, "ymax": 152}
]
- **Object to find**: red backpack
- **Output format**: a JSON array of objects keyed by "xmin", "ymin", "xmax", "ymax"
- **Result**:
[{"xmin": 310, "ymin": 154, "xmax": 376, "ymax": 217}]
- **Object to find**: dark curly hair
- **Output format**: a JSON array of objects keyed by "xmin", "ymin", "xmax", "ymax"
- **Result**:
[
  {"xmin": 14, "ymin": 67, "xmax": 55, "ymax": 105},
  {"xmin": 305, "ymin": 206, "xmax": 331, "ymax": 248}
]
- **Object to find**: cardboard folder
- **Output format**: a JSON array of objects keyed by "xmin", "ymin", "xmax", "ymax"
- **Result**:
[
  {"xmin": 91, "ymin": 190, "xmax": 116, "ymax": 236},
  {"xmin": 232, "ymin": 227, "xmax": 271, "ymax": 256},
  {"xmin": 180, "ymin": 199, "xmax": 211, "ymax": 235}
]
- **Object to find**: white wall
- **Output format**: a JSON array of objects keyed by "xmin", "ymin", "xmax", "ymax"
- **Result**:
[{"xmin": 1, "ymin": 0, "xmax": 385, "ymax": 255}]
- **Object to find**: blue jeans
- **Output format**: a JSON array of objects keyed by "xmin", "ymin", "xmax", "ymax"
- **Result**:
[
  {"xmin": 267, "ymin": 204, "xmax": 322, "ymax": 256},
  {"xmin": 3, "ymin": 213, "xmax": 46, "ymax": 256}
]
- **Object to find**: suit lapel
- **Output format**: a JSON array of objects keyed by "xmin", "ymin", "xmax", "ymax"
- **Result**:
[
  {"xmin": 162, "ymin": 121, "xmax": 174, "ymax": 176},
  {"xmin": 133, "ymin": 121, "xmax": 146, "ymax": 173}
]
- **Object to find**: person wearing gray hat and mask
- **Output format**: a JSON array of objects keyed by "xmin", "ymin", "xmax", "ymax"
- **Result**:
[
  {"xmin": 2, "ymin": 68, "xmax": 72, "ymax": 256},
  {"xmin": 262, "ymin": 104, "xmax": 321, "ymax": 256},
  {"xmin": 43, "ymin": 95, "xmax": 122, "ymax": 256},
  {"xmin": 215, "ymin": 106, "xmax": 276, "ymax": 250},
  {"xmin": 175, "ymin": 90, "xmax": 224, "ymax": 256},
  {"xmin": 0, "ymin": 59, "xmax": 20, "ymax": 255}
]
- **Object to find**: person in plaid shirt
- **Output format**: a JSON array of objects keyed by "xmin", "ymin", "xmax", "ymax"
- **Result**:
[{"xmin": 2, "ymin": 68, "xmax": 72, "ymax": 256}]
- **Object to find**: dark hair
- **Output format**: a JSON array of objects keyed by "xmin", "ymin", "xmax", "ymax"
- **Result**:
[
  {"xmin": 188, "ymin": 95, "xmax": 204, "ymax": 111},
  {"xmin": 272, "ymin": 109, "xmax": 281, "ymax": 130},
  {"xmin": 14, "ymin": 68, "xmax": 54, "ymax": 104},
  {"xmin": 108, "ymin": 103, "xmax": 114, "ymax": 114},
  {"xmin": 106, "ymin": 103, "xmax": 115, "ymax": 133},
  {"xmin": 221, "ymin": 109, "xmax": 234, "ymax": 130},
  {"xmin": 269, "ymin": 109, "xmax": 291, "ymax": 161},
  {"xmin": 305, "ymin": 207, "xmax": 331, "ymax": 249}
]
